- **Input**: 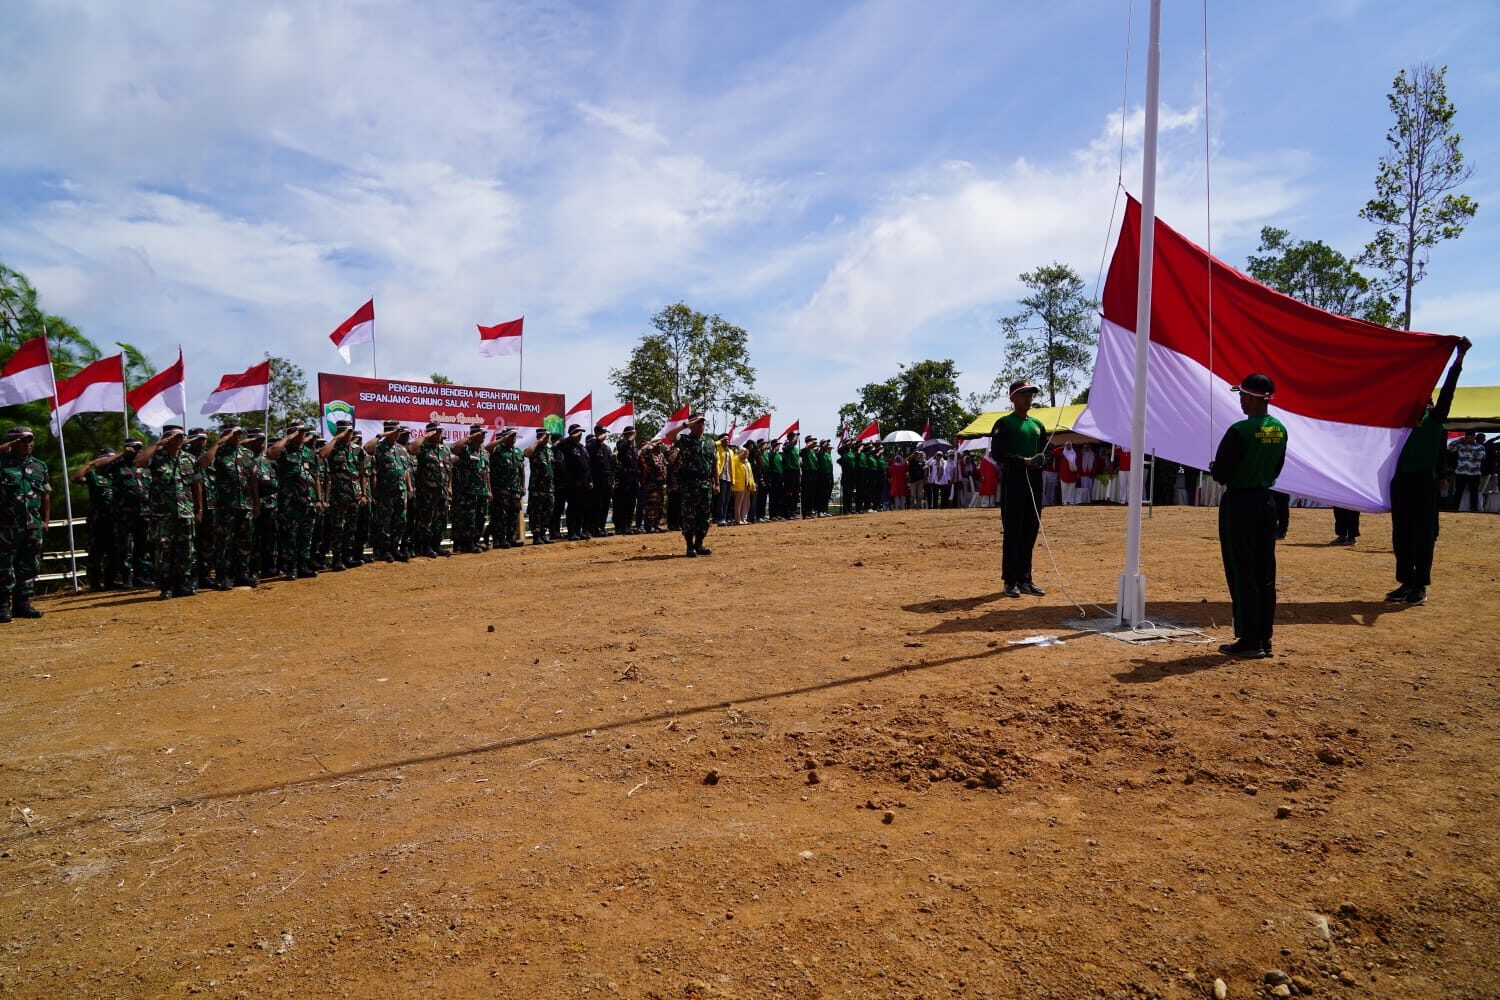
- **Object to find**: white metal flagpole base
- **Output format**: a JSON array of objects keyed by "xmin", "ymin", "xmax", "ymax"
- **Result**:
[{"xmin": 1116, "ymin": 572, "xmax": 1147, "ymax": 629}]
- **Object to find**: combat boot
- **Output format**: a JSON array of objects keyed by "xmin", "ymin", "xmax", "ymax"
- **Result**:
[
  {"xmin": 0, "ymin": 600, "xmax": 11, "ymax": 623},
  {"xmin": 12, "ymin": 595, "xmax": 43, "ymax": 619}
]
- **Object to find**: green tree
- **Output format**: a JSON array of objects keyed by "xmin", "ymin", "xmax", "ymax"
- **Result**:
[
  {"xmin": 991, "ymin": 263, "xmax": 1097, "ymax": 407},
  {"xmin": 209, "ymin": 354, "xmax": 318, "ymax": 435},
  {"xmin": 1246, "ymin": 227, "xmax": 1397, "ymax": 325},
  {"xmin": 609, "ymin": 302, "xmax": 769, "ymax": 437},
  {"xmin": 836, "ymin": 360, "xmax": 970, "ymax": 442},
  {"xmin": 430, "ymin": 373, "xmax": 454, "ymax": 384},
  {"xmin": 1359, "ymin": 63, "xmax": 1479, "ymax": 329}
]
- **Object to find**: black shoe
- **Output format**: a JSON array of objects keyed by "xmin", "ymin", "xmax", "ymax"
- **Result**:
[
  {"xmin": 1004, "ymin": 584, "xmax": 1021, "ymax": 598},
  {"xmin": 1261, "ymin": 644, "xmax": 1274, "ymax": 657},
  {"xmin": 418, "ymin": 547, "xmax": 438, "ymax": 558},
  {"xmin": 1385, "ymin": 585, "xmax": 1410, "ymax": 602},
  {"xmin": 158, "ymin": 587, "xmax": 175, "ymax": 601},
  {"xmin": 0, "ymin": 605, "xmax": 10, "ymax": 622},
  {"xmin": 393, "ymin": 553, "xmax": 409, "ymax": 563},
  {"xmin": 1218, "ymin": 640, "xmax": 1269, "ymax": 659},
  {"xmin": 685, "ymin": 541, "xmax": 697, "ymax": 558},
  {"xmin": 236, "ymin": 576, "xmax": 259, "ymax": 589},
  {"xmin": 211, "ymin": 579, "xmax": 233, "ymax": 591},
  {"xmin": 695, "ymin": 545, "xmax": 712, "ymax": 556},
  {"xmin": 1021, "ymin": 582, "xmax": 1046, "ymax": 596},
  {"xmin": 1404, "ymin": 586, "xmax": 1427, "ymax": 606},
  {"xmin": 12, "ymin": 598, "xmax": 43, "ymax": 619},
  {"xmin": 330, "ymin": 560, "xmax": 347, "ymax": 572},
  {"xmin": 497, "ymin": 540, "xmax": 512, "ymax": 549},
  {"xmin": 301, "ymin": 565, "xmax": 320, "ymax": 578},
  {"xmin": 172, "ymin": 582, "xmax": 196, "ymax": 599},
  {"xmin": 380, "ymin": 552, "xmax": 395, "ymax": 563},
  {"xmin": 437, "ymin": 548, "xmax": 452, "ymax": 557}
]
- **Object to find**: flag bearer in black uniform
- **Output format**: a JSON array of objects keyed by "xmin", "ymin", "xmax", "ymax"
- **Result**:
[
  {"xmin": 1209, "ymin": 374, "xmax": 1288, "ymax": 659},
  {"xmin": 989, "ymin": 381, "xmax": 1047, "ymax": 598}
]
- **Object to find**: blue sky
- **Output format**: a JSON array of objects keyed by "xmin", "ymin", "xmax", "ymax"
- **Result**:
[{"xmin": 2, "ymin": 0, "xmax": 1497, "ymax": 436}]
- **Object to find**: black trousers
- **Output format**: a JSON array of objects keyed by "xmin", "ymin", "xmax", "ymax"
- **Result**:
[
  {"xmin": 567, "ymin": 485, "xmax": 591, "ymax": 537},
  {"xmin": 1454, "ymin": 474, "xmax": 1481, "ymax": 511},
  {"xmin": 1390, "ymin": 472, "xmax": 1440, "ymax": 587},
  {"xmin": 1272, "ymin": 491, "xmax": 1290, "ymax": 538},
  {"xmin": 1219, "ymin": 488, "xmax": 1277, "ymax": 646},
  {"xmin": 593, "ymin": 482, "xmax": 613, "ymax": 533},
  {"xmin": 1000, "ymin": 466, "xmax": 1042, "ymax": 586},
  {"xmin": 1332, "ymin": 507, "xmax": 1361, "ymax": 539},
  {"xmin": 613, "ymin": 481, "xmax": 638, "ymax": 532}
]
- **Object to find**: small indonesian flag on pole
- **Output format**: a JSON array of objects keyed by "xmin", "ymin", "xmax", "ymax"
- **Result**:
[
  {"xmin": 478, "ymin": 316, "xmax": 524, "ymax": 358},
  {"xmin": 201, "ymin": 360, "xmax": 271, "ymax": 416},
  {"xmin": 660, "ymin": 404, "xmax": 691, "ymax": 441},
  {"xmin": 0, "ymin": 336, "xmax": 53, "ymax": 406},
  {"xmin": 565, "ymin": 392, "xmax": 592, "ymax": 431},
  {"xmin": 777, "ymin": 419, "xmax": 799, "ymax": 442},
  {"xmin": 329, "ymin": 299, "xmax": 375, "ymax": 363},
  {"xmin": 126, "ymin": 349, "xmax": 186, "ymax": 428},
  {"xmin": 734, "ymin": 413, "xmax": 771, "ymax": 446},
  {"xmin": 855, "ymin": 419, "xmax": 880, "ymax": 443},
  {"xmin": 52, "ymin": 354, "xmax": 125, "ymax": 430},
  {"xmin": 597, "ymin": 400, "xmax": 634, "ymax": 434},
  {"xmin": 921, "ymin": 419, "xmax": 931, "ymax": 442}
]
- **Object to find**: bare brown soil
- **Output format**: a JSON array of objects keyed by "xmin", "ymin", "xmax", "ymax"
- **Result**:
[{"xmin": 2, "ymin": 506, "xmax": 1497, "ymax": 999}]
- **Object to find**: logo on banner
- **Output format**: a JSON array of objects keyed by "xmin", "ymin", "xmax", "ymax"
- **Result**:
[
  {"xmin": 543, "ymin": 413, "xmax": 565, "ymax": 436},
  {"xmin": 323, "ymin": 399, "xmax": 355, "ymax": 436}
]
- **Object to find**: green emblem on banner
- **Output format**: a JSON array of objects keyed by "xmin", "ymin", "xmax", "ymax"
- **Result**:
[
  {"xmin": 324, "ymin": 400, "xmax": 355, "ymax": 435},
  {"xmin": 542, "ymin": 413, "xmax": 565, "ymax": 436}
]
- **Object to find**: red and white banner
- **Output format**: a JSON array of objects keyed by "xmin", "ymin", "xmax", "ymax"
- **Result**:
[
  {"xmin": 734, "ymin": 413, "xmax": 772, "ymax": 446},
  {"xmin": 777, "ymin": 419, "xmax": 799, "ymax": 442},
  {"xmin": 597, "ymin": 400, "xmax": 634, "ymax": 434},
  {"xmin": 1075, "ymin": 197, "xmax": 1462, "ymax": 512},
  {"xmin": 660, "ymin": 404, "xmax": 691, "ymax": 441},
  {"xmin": 317, "ymin": 372, "xmax": 565, "ymax": 444},
  {"xmin": 921, "ymin": 419, "xmax": 932, "ymax": 442},
  {"xmin": 52, "ymin": 354, "xmax": 124, "ymax": 429},
  {"xmin": 126, "ymin": 349, "xmax": 187, "ymax": 428},
  {"xmin": 565, "ymin": 393, "xmax": 592, "ymax": 431},
  {"xmin": 478, "ymin": 316, "xmax": 523, "ymax": 358},
  {"xmin": 329, "ymin": 299, "xmax": 375, "ymax": 363},
  {"xmin": 201, "ymin": 360, "xmax": 272, "ymax": 416},
  {"xmin": 0, "ymin": 336, "xmax": 53, "ymax": 406},
  {"xmin": 854, "ymin": 419, "xmax": 881, "ymax": 443}
]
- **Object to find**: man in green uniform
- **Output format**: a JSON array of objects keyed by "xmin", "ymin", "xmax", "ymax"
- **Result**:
[
  {"xmin": 203, "ymin": 425, "xmax": 259, "ymax": 588},
  {"xmin": 677, "ymin": 413, "xmax": 716, "ymax": 557},
  {"xmin": 365, "ymin": 421, "xmax": 412, "ymax": 562},
  {"xmin": 352, "ymin": 432, "xmax": 373, "ymax": 564},
  {"xmin": 780, "ymin": 432, "xmax": 801, "ymax": 520},
  {"xmin": 319, "ymin": 420, "xmax": 365, "ymax": 570},
  {"xmin": 108, "ymin": 439, "xmax": 152, "ymax": 587},
  {"xmin": 412, "ymin": 421, "xmax": 453, "ymax": 557},
  {"xmin": 1387, "ymin": 338, "xmax": 1469, "ymax": 606},
  {"xmin": 0, "ymin": 427, "xmax": 49, "ymax": 620},
  {"xmin": 990, "ymin": 380, "xmax": 1048, "ymax": 598},
  {"xmin": 138, "ymin": 425, "xmax": 200, "ymax": 599},
  {"xmin": 1209, "ymin": 374, "xmax": 1288, "ymax": 659},
  {"xmin": 525, "ymin": 430, "xmax": 555, "ymax": 545},
  {"xmin": 74, "ymin": 447, "xmax": 118, "ymax": 590},
  {"xmin": 186, "ymin": 428, "xmax": 216, "ymax": 589},
  {"xmin": 487, "ymin": 426, "xmax": 525, "ymax": 548},
  {"xmin": 451, "ymin": 424, "xmax": 490, "ymax": 553},
  {"xmin": 308, "ymin": 433, "xmax": 331, "ymax": 569},
  {"xmin": 270, "ymin": 424, "xmax": 320, "ymax": 577},
  {"xmin": 246, "ymin": 431, "xmax": 279, "ymax": 578}
]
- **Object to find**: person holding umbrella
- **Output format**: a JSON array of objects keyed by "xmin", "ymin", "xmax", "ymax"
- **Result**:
[{"xmin": 990, "ymin": 380, "xmax": 1047, "ymax": 598}]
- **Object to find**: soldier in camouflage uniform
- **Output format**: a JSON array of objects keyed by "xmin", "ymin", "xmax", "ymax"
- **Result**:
[
  {"xmin": 450, "ymin": 424, "xmax": 490, "ymax": 552},
  {"xmin": 352, "ymin": 433, "xmax": 372, "ymax": 564},
  {"xmin": 366, "ymin": 421, "xmax": 412, "ymax": 561},
  {"xmin": 308, "ymin": 434, "xmax": 331, "ymax": 569},
  {"xmin": 639, "ymin": 440, "xmax": 667, "ymax": 532},
  {"xmin": 0, "ymin": 427, "xmax": 50, "ymax": 621},
  {"xmin": 318, "ymin": 420, "xmax": 365, "ymax": 571},
  {"xmin": 107, "ymin": 439, "xmax": 152, "ymax": 586},
  {"xmin": 525, "ymin": 430, "xmax": 555, "ymax": 545},
  {"xmin": 676, "ymin": 414, "xmax": 717, "ymax": 557},
  {"xmin": 202, "ymin": 425, "xmax": 258, "ymax": 588},
  {"xmin": 394, "ymin": 428, "xmax": 416, "ymax": 559},
  {"xmin": 486, "ymin": 426, "xmax": 525, "ymax": 548},
  {"xmin": 74, "ymin": 447, "xmax": 118, "ymax": 590},
  {"xmin": 138, "ymin": 425, "xmax": 200, "ymax": 599},
  {"xmin": 186, "ymin": 429, "xmax": 216, "ymax": 589},
  {"xmin": 548, "ymin": 437, "xmax": 566, "ymax": 541},
  {"xmin": 270, "ymin": 424, "xmax": 320, "ymax": 578},
  {"xmin": 411, "ymin": 422, "xmax": 453, "ymax": 557},
  {"xmin": 246, "ymin": 431, "xmax": 279, "ymax": 578}
]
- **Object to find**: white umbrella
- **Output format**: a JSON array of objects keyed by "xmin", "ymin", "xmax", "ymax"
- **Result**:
[
  {"xmin": 882, "ymin": 429, "xmax": 923, "ymax": 444},
  {"xmin": 958, "ymin": 437, "xmax": 989, "ymax": 453}
]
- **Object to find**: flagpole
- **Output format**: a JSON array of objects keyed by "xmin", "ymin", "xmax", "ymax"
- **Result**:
[
  {"xmin": 41, "ymin": 332, "xmax": 81, "ymax": 594},
  {"xmin": 1117, "ymin": 0, "xmax": 1161, "ymax": 629},
  {"xmin": 371, "ymin": 299, "xmax": 378, "ymax": 378},
  {"xmin": 518, "ymin": 338, "xmax": 523, "ymax": 391}
]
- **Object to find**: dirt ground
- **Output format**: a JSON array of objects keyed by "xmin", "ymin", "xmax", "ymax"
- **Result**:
[{"xmin": 1, "ymin": 505, "xmax": 1497, "ymax": 1000}]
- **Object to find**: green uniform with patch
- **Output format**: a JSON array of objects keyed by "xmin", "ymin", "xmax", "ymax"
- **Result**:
[
  {"xmin": 527, "ymin": 441, "xmax": 554, "ymax": 544},
  {"xmin": 1212, "ymin": 414, "xmax": 1287, "ymax": 648},
  {"xmin": 0, "ymin": 454, "xmax": 45, "ymax": 602},
  {"xmin": 489, "ymin": 444, "xmax": 525, "ymax": 546},
  {"xmin": 677, "ymin": 431, "xmax": 716, "ymax": 543},
  {"xmin": 452, "ymin": 440, "xmax": 490, "ymax": 550},
  {"xmin": 213, "ymin": 444, "xmax": 257, "ymax": 582},
  {"xmin": 149, "ymin": 449, "xmax": 197, "ymax": 585}
]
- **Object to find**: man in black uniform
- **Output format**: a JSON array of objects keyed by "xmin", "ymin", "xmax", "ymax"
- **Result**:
[
  {"xmin": 560, "ymin": 424, "xmax": 593, "ymax": 540},
  {"xmin": 1209, "ymin": 374, "xmax": 1288, "ymax": 659},
  {"xmin": 587, "ymin": 424, "xmax": 614, "ymax": 536},
  {"xmin": 613, "ymin": 425, "xmax": 640, "ymax": 535}
]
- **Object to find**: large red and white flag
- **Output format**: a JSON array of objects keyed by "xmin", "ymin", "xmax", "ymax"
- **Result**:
[
  {"xmin": 329, "ymin": 299, "xmax": 375, "ymax": 363},
  {"xmin": 660, "ymin": 404, "xmax": 691, "ymax": 442},
  {"xmin": 0, "ymin": 336, "xmax": 53, "ymax": 406},
  {"xmin": 597, "ymin": 400, "xmax": 634, "ymax": 434},
  {"xmin": 201, "ymin": 360, "xmax": 272, "ymax": 416},
  {"xmin": 1074, "ymin": 197, "xmax": 1462, "ymax": 512},
  {"xmin": 854, "ymin": 419, "xmax": 881, "ymax": 443},
  {"xmin": 478, "ymin": 316, "xmax": 523, "ymax": 358},
  {"xmin": 565, "ymin": 393, "xmax": 592, "ymax": 431},
  {"xmin": 777, "ymin": 419, "xmax": 799, "ymax": 442},
  {"xmin": 734, "ymin": 413, "xmax": 772, "ymax": 446},
  {"xmin": 126, "ymin": 349, "xmax": 187, "ymax": 428},
  {"xmin": 52, "ymin": 354, "xmax": 125, "ymax": 429}
]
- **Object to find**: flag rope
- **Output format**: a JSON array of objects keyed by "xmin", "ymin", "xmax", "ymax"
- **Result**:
[{"xmin": 1202, "ymin": 0, "xmax": 1217, "ymax": 464}]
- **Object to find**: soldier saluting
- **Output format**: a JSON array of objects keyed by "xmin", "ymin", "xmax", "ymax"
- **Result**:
[
  {"xmin": 676, "ymin": 413, "xmax": 716, "ymax": 557},
  {"xmin": 0, "ymin": 427, "xmax": 49, "ymax": 621},
  {"xmin": 137, "ymin": 424, "xmax": 201, "ymax": 600}
]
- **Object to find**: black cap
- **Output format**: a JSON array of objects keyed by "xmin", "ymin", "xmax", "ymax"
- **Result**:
[
  {"xmin": 469, "ymin": 423, "xmax": 485, "ymax": 435},
  {"xmin": 623, "ymin": 425, "xmax": 636, "ymax": 435},
  {"xmin": 1009, "ymin": 379, "xmax": 1041, "ymax": 397},
  {"xmin": 124, "ymin": 438, "xmax": 144, "ymax": 449},
  {"xmin": 95, "ymin": 447, "xmax": 116, "ymax": 458},
  {"xmin": 1232, "ymin": 373, "xmax": 1275, "ymax": 399},
  {"xmin": 594, "ymin": 423, "xmax": 606, "ymax": 435},
  {"xmin": 425, "ymin": 421, "xmax": 443, "ymax": 432},
  {"xmin": 568, "ymin": 424, "xmax": 584, "ymax": 435},
  {"xmin": 162, "ymin": 423, "xmax": 185, "ymax": 434},
  {"xmin": 334, "ymin": 419, "xmax": 352, "ymax": 430},
  {"xmin": 5, "ymin": 426, "xmax": 35, "ymax": 439},
  {"xmin": 382, "ymin": 420, "xmax": 401, "ymax": 432}
]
